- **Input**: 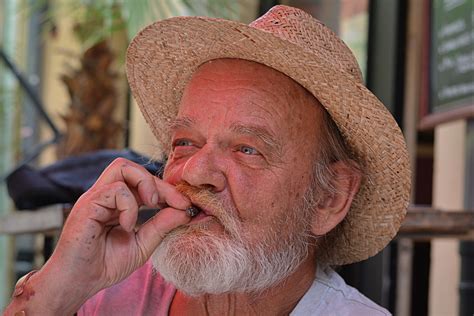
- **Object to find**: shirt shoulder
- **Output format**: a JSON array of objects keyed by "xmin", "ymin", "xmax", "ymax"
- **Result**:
[
  {"xmin": 291, "ymin": 266, "xmax": 391, "ymax": 316},
  {"xmin": 77, "ymin": 261, "xmax": 176, "ymax": 316}
]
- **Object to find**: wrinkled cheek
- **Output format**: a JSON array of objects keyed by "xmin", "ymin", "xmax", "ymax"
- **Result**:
[{"xmin": 233, "ymin": 199, "xmax": 286, "ymax": 237}]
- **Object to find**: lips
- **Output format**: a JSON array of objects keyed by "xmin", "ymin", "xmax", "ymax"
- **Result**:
[
  {"xmin": 188, "ymin": 201, "xmax": 214, "ymax": 217},
  {"xmin": 186, "ymin": 201, "xmax": 221, "ymax": 226},
  {"xmin": 173, "ymin": 182, "xmax": 218, "ymax": 219}
]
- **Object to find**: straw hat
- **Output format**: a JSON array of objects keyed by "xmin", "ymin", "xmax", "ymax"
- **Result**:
[{"xmin": 126, "ymin": 5, "xmax": 411, "ymax": 265}]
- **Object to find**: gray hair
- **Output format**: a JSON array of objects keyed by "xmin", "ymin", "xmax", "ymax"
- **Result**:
[{"xmin": 311, "ymin": 108, "xmax": 363, "ymax": 200}]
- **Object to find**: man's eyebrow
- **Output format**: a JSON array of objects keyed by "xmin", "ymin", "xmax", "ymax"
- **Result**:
[
  {"xmin": 230, "ymin": 123, "xmax": 282, "ymax": 156},
  {"xmin": 168, "ymin": 118, "xmax": 283, "ymax": 157},
  {"xmin": 168, "ymin": 117, "xmax": 195, "ymax": 131}
]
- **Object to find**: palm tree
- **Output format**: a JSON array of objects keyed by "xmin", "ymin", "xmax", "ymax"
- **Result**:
[{"xmin": 40, "ymin": 0, "xmax": 247, "ymax": 158}]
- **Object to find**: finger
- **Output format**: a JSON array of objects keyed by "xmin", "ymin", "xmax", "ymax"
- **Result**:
[
  {"xmin": 103, "ymin": 218, "xmax": 120, "ymax": 227},
  {"xmin": 94, "ymin": 158, "xmax": 158, "ymax": 207},
  {"xmin": 89, "ymin": 182, "xmax": 139, "ymax": 232},
  {"xmin": 115, "ymin": 184, "xmax": 139, "ymax": 232},
  {"xmin": 153, "ymin": 178, "xmax": 190, "ymax": 210},
  {"xmin": 94, "ymin": 158, "xmax": 191, "ymax": 211},
  {"xmin": 135, "ymin": 207, "xmax": 190, "ymax": 258}
]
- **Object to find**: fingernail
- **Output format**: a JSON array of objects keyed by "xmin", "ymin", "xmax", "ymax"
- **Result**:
[{"xmin": 151, "ymin": 193, "xmax": 158, "ymax": 205}]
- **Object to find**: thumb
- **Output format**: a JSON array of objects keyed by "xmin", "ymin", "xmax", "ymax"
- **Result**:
[{"xmin": 136, "ymin": 208, "xmax": 190, "ymax": 258}]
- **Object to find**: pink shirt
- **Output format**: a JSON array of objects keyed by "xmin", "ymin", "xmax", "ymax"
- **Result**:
[
  {"xmin": 78, "ymin": 262, "xmax": 175, "ymax": 316},
  {"xmin": 78, "ymin": 262, "xmax": 390, "ymax": 315}
]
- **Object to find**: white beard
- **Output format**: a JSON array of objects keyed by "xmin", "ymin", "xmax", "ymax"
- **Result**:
[
  {"xmin": 151, "ymin": 187, "xmax": 316, "ymax": 296},
  {"xmin": 151, "ymin": 223, "xmax": 309, "ymax": 296},
  {"xmin": 152, "ymin": 198, "xmax": 311, "ymax": 296}
]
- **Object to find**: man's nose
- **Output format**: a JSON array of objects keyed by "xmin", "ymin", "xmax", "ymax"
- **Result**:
[{"xmin": 180, "ymin": 145, "xmax": 226, "ymax": 192}]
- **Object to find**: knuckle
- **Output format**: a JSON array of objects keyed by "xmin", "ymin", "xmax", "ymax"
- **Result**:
[
  {"xmin": 110, "ymin": 157, "xmax": 130, "ymax": 168},
  {"xmin": 107, "ymin": 181, "xmax": 128, "ymax": 192},
  {"xmin": 90, "ymin": 182, "xmax": 129, "ymax": 202},
  {"xmin": 135, "ymin": 234, "xmax": 149, "ymax": 261},
  {"xmin": 88, "ymin": 185, "xmax": 110, "ymax": 200},
  {"xmin": 149, "ymin": 220, "xmax": 166, "ymax": 240},
  {"xmin": 138, "ymin": 175, "xmax": 155, "ymax": 188},
  {"xmin": 111, "ymin": 157, "xmax": 148, "ymax": 176}
]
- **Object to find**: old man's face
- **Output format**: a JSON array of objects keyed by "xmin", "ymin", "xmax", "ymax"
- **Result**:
[{"xmin": 153, "ymin": 59, "xmax": 325, "ymax": 295}]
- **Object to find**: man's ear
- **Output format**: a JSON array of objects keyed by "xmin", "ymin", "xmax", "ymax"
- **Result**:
[{"xmin": 311, "ymin": 161, "xmax": 361, "ymax": 236}]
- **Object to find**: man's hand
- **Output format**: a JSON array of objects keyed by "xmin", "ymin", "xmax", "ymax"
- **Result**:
[{"xmin": 5, "ymin": 158, "xmax": 191, "ymax": 315}]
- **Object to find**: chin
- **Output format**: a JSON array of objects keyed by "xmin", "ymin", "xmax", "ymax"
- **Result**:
[{"xmin": 151, "ymin": 223, "xmax": 310, "ymax": 296}]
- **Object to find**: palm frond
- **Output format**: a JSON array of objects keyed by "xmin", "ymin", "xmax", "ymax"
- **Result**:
[{"xmin": 19, "ymin": 0, "xmax": 251, "ymax": 47}]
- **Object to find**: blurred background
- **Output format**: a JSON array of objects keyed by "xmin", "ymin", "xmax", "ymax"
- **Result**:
[{"xmin": 0, "ymin": 0, "xmax": 472, "ymax": 315}]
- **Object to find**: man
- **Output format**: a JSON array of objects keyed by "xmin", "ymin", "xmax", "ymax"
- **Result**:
[{"xmin": 5, "ymin": 5, "xmax": 410, "ymax": 315}]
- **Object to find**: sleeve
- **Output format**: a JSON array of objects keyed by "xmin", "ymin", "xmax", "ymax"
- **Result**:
[{"xmin": 76, "ymin": 261, "xmax": 176, "ymax": 316}]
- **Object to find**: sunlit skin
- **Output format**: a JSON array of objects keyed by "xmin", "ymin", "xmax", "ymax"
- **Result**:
[
  {"xmin": 163, "ymin": 59, "xmax": 325, "ymax": 315},
  {"xmin": 164, "ymin": 59, "xmax": 322, "ymax": 238},
  {"xmin": 4, "ymin": 59, "xmax": 360, "ymax": 316}
]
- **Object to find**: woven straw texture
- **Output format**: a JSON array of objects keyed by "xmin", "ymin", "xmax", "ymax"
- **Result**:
[{"xmin": 126, "ymin": 5, "xmax": 411, "ymax": 265}]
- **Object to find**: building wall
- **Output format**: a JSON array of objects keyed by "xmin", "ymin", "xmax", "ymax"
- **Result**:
[{"xmin": 429, "ymin": 120, "xmax": 466, "ymax": 316}]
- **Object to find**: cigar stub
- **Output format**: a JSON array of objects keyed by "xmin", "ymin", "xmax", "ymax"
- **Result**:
[{"xmin": 186, "ymin": 205, "xmax": 201, "ymax": 217}]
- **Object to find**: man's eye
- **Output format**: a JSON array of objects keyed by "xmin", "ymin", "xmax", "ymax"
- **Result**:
[
  {"xmin": 239, "ymin": 145, "xmax": 259, "ymax": 155},
  {"xmin": 174, "ymin": 139, "xmax": 193, "ymax": 147}
]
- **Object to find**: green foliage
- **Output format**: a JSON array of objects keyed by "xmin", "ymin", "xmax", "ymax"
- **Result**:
[{"xmin": 22, "ymin": 0, "xmax": 241, "ymax": 49}]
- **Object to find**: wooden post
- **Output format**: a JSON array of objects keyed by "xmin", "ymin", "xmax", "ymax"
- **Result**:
[
  {"xmin": 396, "ymin": 0, "xmax": 426, "ymax": 314},
  {"xmin": 430, "ymin": 121, "xmax": 466, "ymax": 316}
]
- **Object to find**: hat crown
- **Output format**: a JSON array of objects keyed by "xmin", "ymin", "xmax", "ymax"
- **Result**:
[
  {"xmin": 250, "ymin": 5, "xmax": 363, "ymax": 83},
  {"xmin": 126, "ymin": 5, "xmax": 410, "ymax": 265}
]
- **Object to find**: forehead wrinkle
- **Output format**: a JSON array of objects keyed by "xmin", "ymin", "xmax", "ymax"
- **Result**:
[
  {"xmin": 247, "ymin": 98, "xmax": 284, "ymax": 122},
  {"xmin": 230, "ymin": 122, "xmax": 283, "ymax": 158},
  {"xmin": 168, "ymin": 116, "xmax": 196, "ymax": 132}
]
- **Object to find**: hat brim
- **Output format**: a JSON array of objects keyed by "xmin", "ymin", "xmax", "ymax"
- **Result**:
[{"xmin": 126, "ymin": 16, "xmax": 411, "ymax": 265}]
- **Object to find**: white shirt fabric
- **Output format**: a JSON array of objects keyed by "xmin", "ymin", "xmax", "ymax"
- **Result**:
[{"xmin": 291, "ymin": 266, "xmax": 391, "ymax": 316}]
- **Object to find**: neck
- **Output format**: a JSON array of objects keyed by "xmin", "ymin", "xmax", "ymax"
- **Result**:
[{"xmin": 169, "ymin": 254, "xmax": 317, "ymax": 316}]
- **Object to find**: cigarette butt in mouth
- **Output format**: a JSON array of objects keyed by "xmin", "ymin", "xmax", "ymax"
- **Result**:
[{"xmin": 186, "ymin": 205, "xmax": 201, "ymax": 217}]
